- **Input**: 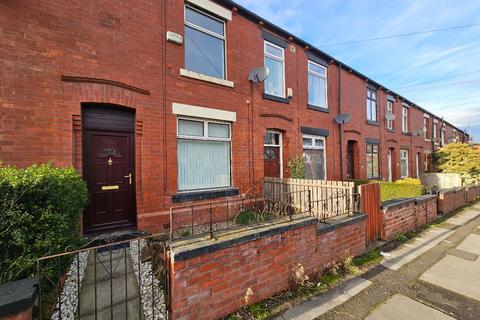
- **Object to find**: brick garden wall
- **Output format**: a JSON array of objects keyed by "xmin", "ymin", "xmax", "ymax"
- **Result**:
[
  {"xmin": 437, "ymin": 185, "xmax": 480, "ymax": 215},
  {"xmin": 380, "ymin": 195, "xmax": 437, "ymax": 241},
  {"xmin": 169, "ymin": 215, "xmax": 366, "ymax": 320}
]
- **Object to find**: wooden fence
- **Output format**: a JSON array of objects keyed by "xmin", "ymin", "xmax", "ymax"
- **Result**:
[{"xmin": 263, "ymin": 178, "xmax": 356, "ymax": 220}]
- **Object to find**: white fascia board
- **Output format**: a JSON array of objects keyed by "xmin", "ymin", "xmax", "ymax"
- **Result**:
[
  {"xmin": 187, "ymin": 0, "xmax": 232, "ymax": 20},
  {"xmin": 172, "ymin": 103, "xmax": 236, "ymax": 122}
]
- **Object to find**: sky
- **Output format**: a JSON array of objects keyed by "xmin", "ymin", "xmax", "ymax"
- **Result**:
[{"xmin": 235, "ymin": 0, "xmax": 480, "ymax": 141}]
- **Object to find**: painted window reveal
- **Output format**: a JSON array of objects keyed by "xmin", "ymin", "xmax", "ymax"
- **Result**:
[
  {"xmin": 402, "ymin": 106, "xmax": 409, "ymax": 132},
  {"xmin": 400, "ymin": 149, "xmax": 409, "ymax": 178},
  {"xmin": 366, "ymin": 143, "xmax": 380, "ymax": 179},
  {"xmin": 177, "ymin": 118, "xmax": 231, "ymax": 191},
  {"xmin": 184, "ymin": 5, "xmax": 226, "ymax": 79},
  {"xmin": 303, "ymin": 135, "xmax": 326, "ymax": 180},
  {"xmin": 264, "ymin": 41, "xmax": 285, "ymax": 98},
  {"xmin": 308, "ymin": 61, "xmax": 327, "ymax": 108},
  {"xmin": 366, "ymin": 88, "xmax": 377, "ymax": 122},
  {"xmin": 386, "ymin": 100, "xmax": 394, "ymax": 129}
]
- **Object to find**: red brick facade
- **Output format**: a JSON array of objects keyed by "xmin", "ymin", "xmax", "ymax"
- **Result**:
[
  {"xmin": 170, "ymin": 216, "xmax": 366, "ymax": 320},
  {"xmin": 0, "ymin": 0, "xmax": 469, "ymax": 233}
]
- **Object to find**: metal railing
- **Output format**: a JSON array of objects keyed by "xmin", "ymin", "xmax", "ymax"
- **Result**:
[
  {"xmin": 36, "ymin": 232, "xmax": 169, "ymax": 320},
  {"xmin": 311, "ymin": 191, "xmax": 360, "ymax": 222},
  {"xmin": 169, "ymin": 189, "xmax": 312, "ymax": 240}
]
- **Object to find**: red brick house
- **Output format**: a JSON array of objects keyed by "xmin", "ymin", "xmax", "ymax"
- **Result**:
[{"xmin": 0, "ymin": 0, "xmax": 468, "ymax": 234}]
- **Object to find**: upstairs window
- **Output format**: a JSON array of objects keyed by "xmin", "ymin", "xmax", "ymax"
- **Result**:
[
  {"xmin": 402, "ymin": 106, "xmax": 409, "ymax": 132},
  {"xmin": 423, "ymin": 116, "xmax": 429, "ymax": 139},
  {"xmin": 433, "ymin": 122, "xmax": 438, "ymax": 141},
  {"xmin": 366, "ymin": 88, "xmax": 377, "ymax": 122},
  {"xmin": 303, "ymin": 135, "xmax": 326, "ymax": 180},
  {"xmin": 177, "ymin": 118, "xmax": 231, "ymax": 191},
  {"xmin": 440, "ymin": 128, "xmax": 445, "ymax": 146},
  {"xmin": 308, "ymin": 61, "xmax": 327, "ymax": 108},
  {"xmin": 184, "ymin": 6, "xmax": 226, "ymax": 79},
  {"xmin": 386, "ymin": 100, "xmax": 394, "ymax": 130},
  {"xmin": 264, "ymin": 41, "xmax": 285, "ymax": 98},
  {"xmin": 366, "ymin": 144, "xmax": 380, "ymax": 179}
]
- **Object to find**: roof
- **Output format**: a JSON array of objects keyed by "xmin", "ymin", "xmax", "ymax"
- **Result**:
[{"xmin": 220, "ymin": 0, "xmax": 465, "ymax": 134}]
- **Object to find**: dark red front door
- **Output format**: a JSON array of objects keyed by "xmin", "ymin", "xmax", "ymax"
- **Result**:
[
  {"xmin": 264, "ymin": 146, "xmax": 281, "ymax": 177},
  {"xmin": 84, "ymin": 130, "xmax": 135, "ymax": 233}
]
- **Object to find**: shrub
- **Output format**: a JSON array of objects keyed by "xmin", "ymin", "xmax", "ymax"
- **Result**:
[
  {"xmin": 378, "ymin": 179, "xmax": 425, "ymax": 202},
  {"xmin": 0, "ymin": 163, "xmax": 88, "ymax": 284},
  {"xmin": 286, "ymin": 155, "xmax": 305, "ymax": 179}
]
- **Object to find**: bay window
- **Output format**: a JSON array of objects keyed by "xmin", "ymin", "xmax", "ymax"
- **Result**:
[
  {"xmin": 308, "ymin": 61, "xmax": 327, "ymax": 108},
  {"xmin": 366, "ymin": 144, "xmax": 380, "ymax": 179},
  {"xmin": 303, "ymin": 135, "xmax": 326, "ymax": 180},
  {"xmin": 264, "ymin": 41, "xmax": 285, "ymax": 98},
  {"xmin": 184, "ymin": 5, "xmax": 226, "ymax": 79},
  {"xmin": 177, "ymin": 118, "xmax": 231, "ymax": 191}
]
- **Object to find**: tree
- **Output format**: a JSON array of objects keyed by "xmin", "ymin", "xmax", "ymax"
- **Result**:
[{"xmin": 435, "ymin": 143, "xmax": 480, "ymax": 184}]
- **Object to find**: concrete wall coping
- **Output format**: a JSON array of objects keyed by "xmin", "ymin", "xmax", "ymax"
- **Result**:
[
  {"xmin": 415, "ymin": 194, "xmax": 437, "ymax": 204},
  {"xmin": 171, "ymin": 215, "xmax": 318, "ymax": 261},
  {"xmin": 0, "ymin": 277, "xmax": 38, "ymax": 317},
  {"xmin": 381, "ymin": 197, "xmax": 416, "ymax": 210},
  {"xmin": 316, "ymin": 213, "xmax": 367, "ymax": 235},
  {"xmin": 440, "ymin": 187, "xmax": 465, "ymax": 195}
]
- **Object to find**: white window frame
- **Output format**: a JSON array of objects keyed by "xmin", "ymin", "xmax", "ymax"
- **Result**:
[
  {"xmin": 177, "ymin": 116, "xmax": 232, "ymax": 191},
  {"xmin": 440, "ymin": 128, "xmax": 446, "ymax": 146},
  {"xmin": 400, "ymin": 149, "xmax": 409, "ymax": 178},
  {"xmin": 423, "ymin": 115, "xmax": 430, "ymax": 140},
  {"xmin": 264, "ymin": 41, "xmax": 286, "ymax": 98},
  {"xmin": 416, "ymin": 153, "xmax": 420, "ymax": 178},
  {"xmin": 386, "ymin": 100, "xmax": 394, "ymax": 130},
  {"xmin": 307, "ymin": 60, "xmax": 328, "ymax": 108},
  {"xmin": 366, "ymin": 88, "xmax": 377, "ymax": 122},
  {"xmin": 402, "ymin": 106, "xmax": 409, "ymax": 133},
  {"xmin": 433, "ymin": 121, "xmax": 438, "ymax": 142},
  {"xmin": 264, "ymin": 130, "xmax": 283, "ymax": 178},
  {"xmin": 184, "ymin": 5, "xmax": 227, "ymax": 80},
  {"xmin": 302, "ymin": 134, "xmax": 327, "ymax": 180}
]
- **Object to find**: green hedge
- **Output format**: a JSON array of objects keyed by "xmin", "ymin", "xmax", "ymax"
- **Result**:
[
  {"xmin": 0, "ymin": 163, "xmax": 88, "ymax": 284},
  {"xmin": 377, "ymin": 179, "xmax": 425, "ymax": 202}
]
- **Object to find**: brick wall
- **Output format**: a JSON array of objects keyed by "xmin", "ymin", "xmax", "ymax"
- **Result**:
[
  {"xmin": 437, "ymin": 187, "xmax": 474, "ymax": 215},
  {"xmin": 380, "ymin": 195, "xmax": 437, "ymax": 241},
  {"xmin": 170, "ymin": 215, "xmax": 366, "ymax": 320}
]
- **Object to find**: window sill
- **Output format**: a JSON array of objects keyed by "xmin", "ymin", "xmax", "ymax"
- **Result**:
[
  {"xmin": 366, "ymin": 120, "xmax": 379, "ymax": 126},
  {"xmin": 387, "ymin": 129, "xmax": 395, "ymax": 133},
  {"xmin": 172, "ymin": 187, "xmax": 239, "ymax": 203},
  {"xmin": 424, "ymin": 139, "xmax": 431, "ymax": 142},
  {"xmin": 307, "ymin": 104, "xmax": 329, "ymax": 113},
  {"xmin": 180, "ymin": 69, "xmax": 234, "ymax": 88},
  {"xmin": 263, "ymin": 93, "xmax": 289, "ymax": 104},
  {"xmin": 402, "ymin": 132, "xmax": 411, "ymax": 136}
]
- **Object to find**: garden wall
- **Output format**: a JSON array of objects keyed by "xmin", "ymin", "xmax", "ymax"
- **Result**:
[
  {"xmin": 380, "ymin": 195, "xmax": 437, "ymax": 241},
  {"xmin": 436, "ymin": 187, "xmax": 476, "ymax": 215},
  {"xmin": 169, "ymin": 214, "xmax": 366, "ymax": 320}
]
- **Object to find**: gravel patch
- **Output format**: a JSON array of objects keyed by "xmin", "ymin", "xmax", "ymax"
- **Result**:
[
  {"xmin": 130, "ymin": 240, "xmax": 167, "ymax": 320},
  {"xmin": 51, "ymin": 251, "xmax": 89, "ymax": 320}
]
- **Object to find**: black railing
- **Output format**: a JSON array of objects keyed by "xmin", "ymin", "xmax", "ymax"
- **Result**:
[
  {"xmin": 36, "ymin": 232, "xmax": 169, "ymax": 320},
  {"xmin": 311, "ymin": 191, "xmax": 360, "ymax": 222},
  {"xmin": 169, "ymin": 190, "xmax": 312, "ymax": 240}
]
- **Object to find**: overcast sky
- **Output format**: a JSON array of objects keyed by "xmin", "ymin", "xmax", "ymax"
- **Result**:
[{"xmin": 235, "ymin": 0, "xmax": 480, "ymax": 141}]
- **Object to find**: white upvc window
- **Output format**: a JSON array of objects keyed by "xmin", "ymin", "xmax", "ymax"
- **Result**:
[
  {"xmin": 386, "ymin": 100, "xmax": 394, "ymax": 130},
  {"xmin": 433, "ymin": 121, "xmax": 438, "ymax": 141},
  {"xmin": 440, "ymin": 128, "xmax": 445, "ymax": 146},
  {"xmin": 423, "ymin": 115, "xmax": 429, "ymax": 139},
  {"xmin": 184, "ymin": 5, "xmax": 226, "ymax": 79},
  {"xmin": 308, "ymin": 61, "xmax": 327, "ymax": 108},
  {"xmin": 264, "ymin": 41, "xmax": 285, "ymax": 98},
  {"xmin": 302, "ymin": 135, "xmax": 326, "ymax": 180},
  {"xmin": 400, "ymin": 149, "xmax": 409, "ymax": 178},
  {"xmin": 177, "ymin": 117, "xmax": 231, "ymax": 191},
  {"xmin": 366, "ymin": 88, "xmax": 377, "ymax": 122},
  {"xmin": 402, "ymin": 106, "xmax": 409, "ymax": 132}
]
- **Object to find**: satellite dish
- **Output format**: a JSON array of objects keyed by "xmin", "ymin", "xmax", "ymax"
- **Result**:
[
  {"xmin": 385, "ymin": 113, "xmax": 395, "ymax": 121},
  {"xmin": 248, "ymin": 66, "xmax": 270, "ymax": 82},
  {"xmin": 335, "ymin": 113, "xmax": 352, "ymax": 124},
  {"xmin": 412, "ymin": 129, "xmax": 423, "ymax": 136}
]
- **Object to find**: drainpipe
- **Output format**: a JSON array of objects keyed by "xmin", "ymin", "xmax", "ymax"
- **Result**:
[{"xmin": 338, "ymin": 64, "xmax": 343, "ymax": 180}]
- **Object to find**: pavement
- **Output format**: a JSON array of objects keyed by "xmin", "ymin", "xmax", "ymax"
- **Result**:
[{"xmin": 276, "ymin": 201, "xmax": 480, "ymax": 320}]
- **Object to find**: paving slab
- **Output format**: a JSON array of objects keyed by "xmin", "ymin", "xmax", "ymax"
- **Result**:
[
  {"xmin": 448, "ymin": 248, "xmax": 479, "ymax": 261},
  {"xmin": 420, "ymin": 254, "xmax": 480, "ymax": 301},
  {"xmin": 456, "ymin": 234, "xmax": 480, "ymax": 255},
  {"xmin": 365, "ymin": 294, "xmax": 455, "ymax": 320},
  {"xmin": 274, "ymin": 276, "xmax": 372, "ymax": 320},
  {"xmin": 446, "ymin": 208, "xmax": 480, "ymax": 226},
  {"xmin": 381, "ymin": 227, "xmax": 453, "ymax": 270}
]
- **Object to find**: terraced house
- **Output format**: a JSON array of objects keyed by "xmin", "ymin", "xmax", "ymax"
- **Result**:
[{"xmin": 0, "ymin": 0, "xmax": 468, "ymax": 234}]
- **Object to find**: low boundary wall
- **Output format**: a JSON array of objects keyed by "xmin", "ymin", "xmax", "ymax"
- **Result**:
[{"xmin": 169, "ymin": 214, "xmax": 366, "ymax": 320}]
